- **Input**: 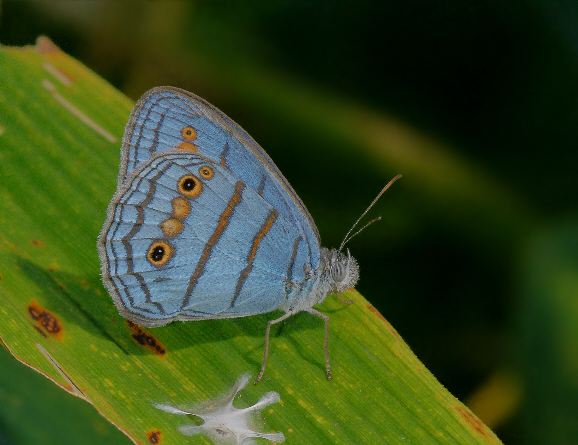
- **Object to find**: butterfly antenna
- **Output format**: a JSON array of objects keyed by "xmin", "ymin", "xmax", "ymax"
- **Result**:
[
  {"xmin": 339, "ymin": 174, "xmax": 402, "ymax": 252},
  {"xmin": 341, "ymin": 217, "xmax": 381, "ymax": 247}
]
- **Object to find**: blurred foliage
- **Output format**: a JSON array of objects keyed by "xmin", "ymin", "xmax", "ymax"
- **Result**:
[
  {"xmin": 0, "ymin": 1, "xmax": 577, "ymax": 444},
  {"xmin": 518, "ymin": 221, "xmax": 578, "ymax": 444}
]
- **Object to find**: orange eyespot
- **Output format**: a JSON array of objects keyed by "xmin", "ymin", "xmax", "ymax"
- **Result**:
[
  {"xmin": 178, "ymin": 174, "xmax": 202, "ymax": 198},
  {"xmin": 181, "ymin": 126, "xmax": 197, "ymax": 141},
  {"xmin": 147, "ymin": 241, "xmax": 174, "ymax": 266},
  {"xmin": 199, "ymin": 165, "xmax": 214, "ymax": 179}
]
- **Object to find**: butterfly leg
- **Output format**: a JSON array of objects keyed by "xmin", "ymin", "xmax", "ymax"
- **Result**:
[
  {"xmin": 337, "ymin": 290, "xmax": 354, "ymax": 305},
  {"xmin": 254, "ymin": 311, "xmax": 294, "ymax": 384},
  {"xmin": 305, "ymin": 307, "xmax": 332, "ymax": 380}
]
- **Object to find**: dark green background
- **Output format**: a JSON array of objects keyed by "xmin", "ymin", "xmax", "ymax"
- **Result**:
[{"xmin": 1, "ymin": 1, "xmax": 577, "ymax": 444}]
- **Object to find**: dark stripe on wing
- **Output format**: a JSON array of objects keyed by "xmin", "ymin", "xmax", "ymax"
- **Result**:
[
  {"xmin": 181, "ymin": 180, "xmax": 246, "ymax": 310},
  {"xmin": 150, "ymin": 109, "xmax": 166, "ymax": 158},
  {"xmin": 220, "ymin": 141, "xmax": 230, "ymax": 167},
  {"xmin": 130, "ymin": 98, "xmax": 155, "ymax": 174},
  {"xmin": 257, "ymin": 174, "xmax": 266, "ymax": 196},
  {"xmin": 230, "ymin": 209, "xmax": 278, "ymax": 308},
  {"xmin": 108, "ymin": 163, "xmax": 171, "ymax": 313},
  {"xmin": 287, "ymin": 236, "xmax": 302, "ymax": 284}
]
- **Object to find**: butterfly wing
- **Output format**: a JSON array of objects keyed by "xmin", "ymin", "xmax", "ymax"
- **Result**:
[
  {"xmin": 99, "ymin": 152, "xmax": 311, "ymax": 327},
  {"xmin": 119, "ymin": 86, "xmax": 320, "ymax": 269}
]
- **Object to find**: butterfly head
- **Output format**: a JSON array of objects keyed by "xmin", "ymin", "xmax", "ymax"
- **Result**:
[
  {"xmin": 328, "ymin": 248, "xmax": 359, "ymax": 293},
  {"xmin": 326, "ymin": 175, "xmax": 401, "ymax": 297}
]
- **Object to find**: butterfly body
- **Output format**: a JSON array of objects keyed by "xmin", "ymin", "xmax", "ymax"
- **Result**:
[{"xmin": 98, "ymin": 87, "xmax": 360, "ymax": 380}]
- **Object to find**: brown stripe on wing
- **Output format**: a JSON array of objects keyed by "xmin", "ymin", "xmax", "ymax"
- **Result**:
[
  {"xmin": 286, "ymin": 236, "xmax": 302, "ymax": 284},
  {"xmin": 181, "ymin": 180, "xmax": 246, "ymax": 310},
  {"xmin": 257, "ymin": 174, "xmax": 266, "ymax": 196},
  {"xmin": 230, "ymin": 209, "xmax": 278, "ymax": 308},
  {"xmin": 220, "ymin": 141, "xmax": 230, "ymax": 167}
]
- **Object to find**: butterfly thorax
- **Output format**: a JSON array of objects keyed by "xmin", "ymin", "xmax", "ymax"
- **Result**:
[{"xmin": 284, "ymin": 247, "xmax": 359, "ymax": 313}]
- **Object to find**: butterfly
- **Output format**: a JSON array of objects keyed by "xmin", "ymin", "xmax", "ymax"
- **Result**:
[{"xmin": 98, "ymin": 86, "xmax": 400, "ymax": 383}]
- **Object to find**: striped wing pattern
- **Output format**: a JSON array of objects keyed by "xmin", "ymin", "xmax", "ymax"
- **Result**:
[{"xmin": 99, "ymin": 153, "xmax": 312, "ymax": 327}]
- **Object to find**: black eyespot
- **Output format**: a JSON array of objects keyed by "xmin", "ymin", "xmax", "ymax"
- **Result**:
[
  {"xmin": 151, "ymin": 246, "xmax": 164, "ymax": 261},
  {"xmin": 178, "ymin": 174, "xmax": 202, "ymax": 198},
  {"xmin": 183, "ymin": 179, "xmax": 195, "ymax": 190},
  {"xmin": 147, "ymin": 241, "xmax": 174, "ymax": 266}
]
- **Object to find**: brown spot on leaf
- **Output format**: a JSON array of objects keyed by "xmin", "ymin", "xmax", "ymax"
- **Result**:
[
  {"xmin": 366, "ymin": 304, "xmax": 387, "ymax": 322},
  {"xmin": 31, "ymin": 239, "xmax": 45, "ymax": 247},
  {"xmin": 366, "ymin": 304, "xmax": 401, "ymax": 339},
  {"xmin": 452, "ymin": 405, "xmax": 495, "ymax": 440},
  {"xmin": 147, "ymin": 430, "xmax": 162, "ymax": 444},
  {"xmin": 28, "ymin": 301, "xmax": 63, "ymax": 340},
  {"xmin": 127, "ymin": 321, "xmax": 166, "ymax": 356},
  {"xmin": 367, "ymin": 304, "xmax": 389, "ymax": 324}
]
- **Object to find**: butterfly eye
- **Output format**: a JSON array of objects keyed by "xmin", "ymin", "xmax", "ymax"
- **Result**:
[
  {"xmin": 330, "ymin": 262, "xmax": 346, "ymax": 283},
  {"xmin": 147, "ymin": 241, "xmax": 174, "ymax": 266},
  {"xmin": 181, "ymin": 126, "xmax": 197, "ymax": 141},
  {"xmin": 178, "ymin": 175, "xmax": 202, "ymax": 198},
  {"xmin": 199, "ymin": 166, "xmax": 214, "ymax": 179}
]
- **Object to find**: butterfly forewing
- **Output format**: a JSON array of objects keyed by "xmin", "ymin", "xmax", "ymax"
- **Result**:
[{"xmin": 119, "ymin": 87, "xmax": 320, "ymax": 268}]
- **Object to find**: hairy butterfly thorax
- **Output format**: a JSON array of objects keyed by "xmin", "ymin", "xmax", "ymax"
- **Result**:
[{"xmin": 286, "ymin": 248, "xmax": 359, "ymax": 313}]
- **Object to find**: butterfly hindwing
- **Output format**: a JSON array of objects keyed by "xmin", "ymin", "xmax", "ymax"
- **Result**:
[
  {"xmin": 99, "ymin": 152, "xmax": 312, "ymax": 327},
  {"xmin": 119, "ymin": 87, "xmax": 321, "ymax": 269}
]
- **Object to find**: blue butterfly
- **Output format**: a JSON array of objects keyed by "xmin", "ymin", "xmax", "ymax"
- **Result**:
[{"xmin": 98, "ymin": 86, "xmax": 399, "ymax": 382}]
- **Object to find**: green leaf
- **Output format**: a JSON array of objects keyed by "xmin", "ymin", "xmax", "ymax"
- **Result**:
[{"xmin": 0, "ymin": 38, "xmax": 502, "ymax": 445}]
